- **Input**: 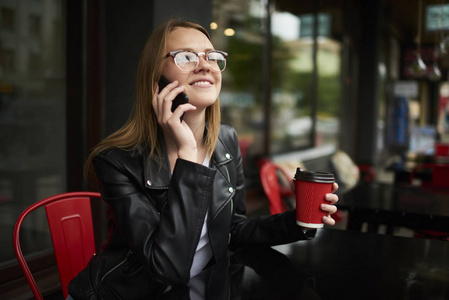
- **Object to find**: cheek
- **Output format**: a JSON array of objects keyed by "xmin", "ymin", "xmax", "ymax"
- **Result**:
[
  {"xmin": 162, "ymin": 64, "xmax": 187, "ymax": 83},
  {"xmin": 216, "ymin": 82, "xmax": 222, "ymax": 96},
  {"xmin": 215, "ymin": 75, "xmax": 222, "ymax": 93}
]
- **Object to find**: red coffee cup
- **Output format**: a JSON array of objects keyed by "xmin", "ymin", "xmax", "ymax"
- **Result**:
[{"xmin": 294, "ymin": 168, "xmax": 334, "ymax": 228}]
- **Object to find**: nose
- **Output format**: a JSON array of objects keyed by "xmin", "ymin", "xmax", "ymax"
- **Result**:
[{"xmin": 195, "ymin": 53, "xmax": 211, "ymax": 72}]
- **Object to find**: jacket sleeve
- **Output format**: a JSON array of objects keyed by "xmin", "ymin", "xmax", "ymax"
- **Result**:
[
  {"xmin": 224, "ymin": 127, "xmax": 315, "ymax": 250},
  {"xmin": 93, "ymin": 151, "xmax": 216, "ymax": 286}
]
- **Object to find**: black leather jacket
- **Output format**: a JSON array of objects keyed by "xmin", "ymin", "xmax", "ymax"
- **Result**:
[{"xmin": 69, "ymin": 123, "xmax": 314, "ymax": 299}]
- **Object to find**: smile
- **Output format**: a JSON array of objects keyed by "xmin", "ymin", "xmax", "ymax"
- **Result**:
[{"xmin": 191, "ymin": 81, "xmax": 213, "ymax": 86}]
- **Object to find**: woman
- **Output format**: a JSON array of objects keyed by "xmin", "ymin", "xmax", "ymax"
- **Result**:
[{"xmin": 68, "ymin": 18, "xmax": 339, "ymax": 299}]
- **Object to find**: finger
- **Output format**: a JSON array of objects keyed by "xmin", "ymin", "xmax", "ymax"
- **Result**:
[
  {"xmin": 164, "ymin": 85, "xmax": 186, "ymax": 105},
  {"xmin": 155, "ymin": 82, "xmax": 186, "ymax": 122},
  {"xmin": 172, "ymin": 103, "xmax": 197, "ymax": 117},
  {"xmin": 155, "ymin": 80, "xmax": 179, "ymax": 108},
  {"xmin": 322, "ymin": 215, "xmax": 336, "ymax": 226},
  {"xmin": 320, "ymin": 203, "xmax": 337, "ymax": 214},
  {"xmin": 158, "ymin": 80, "xmax": 180, "ymax": 99},
  {"xmin": 325, "ymin": 193, "xmax": 339, "ymax": 204},
  {"xmin": 160, "ymin": 87, "xmax": 186, "ymax": 122},
  {"xmin": 153, "ymin": 82, "xmax": 169, "ymax": 118},
  {"xmin": 332, "ymin": 182, "xmax": 339, "ymax": 193},
  {"xmin": 167, "ymin": 103, "xmax": 197, "ymax": 125}
]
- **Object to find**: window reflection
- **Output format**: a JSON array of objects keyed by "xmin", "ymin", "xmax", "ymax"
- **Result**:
[
  {"xmin": 272, "ymin": 11, "xmax": 341, "ymax": 152},
  {"xmin": 316, "ymin": 37, "xmax": 341, "ymax": 147},
  {"xmin": 212, "ymin": 1, "xmax": 341, "ymax": 159},
  {"xmin": 211, "ymin": 0, "xmax": 266, "ymax": 161},
  {"xmin": 0, "ymin": 0, "xmax": 66, "ymax": 266},
  {"xmin": 271, "ymin": 11, "xmax": 312, "ymax": 152}
]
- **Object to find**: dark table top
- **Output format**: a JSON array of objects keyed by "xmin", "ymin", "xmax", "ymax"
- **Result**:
[
  {"xmin": 279, "ymin": 229, "xmax": 449, "ymax": 299},
  {"xmin": 337, "ymin": 182, "xmax": 449, "ymax": 231},
  {"xmin": 154, "ymin": 229, "xmax": 449, "ymax": 299}
]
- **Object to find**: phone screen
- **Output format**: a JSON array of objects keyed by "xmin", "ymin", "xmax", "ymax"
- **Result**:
[{"xmin": 158, "ymin": 76, "xmax": 189, "ymax": 113}]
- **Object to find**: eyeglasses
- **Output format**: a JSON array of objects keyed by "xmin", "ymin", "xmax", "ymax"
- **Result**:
[{"xmin": 166, "ymin": 50, "xmax": 228, "ymax": 73}]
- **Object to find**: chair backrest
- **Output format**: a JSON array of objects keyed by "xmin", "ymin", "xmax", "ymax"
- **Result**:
[
  {"xmin": 13, "ymin": 191, "xmax": 101, "ymax": 300},
  {"xmin": 259, "ymin": 162, "xmax": 294, "ymax": 215},
  {"xmin": 329, "ymin": 150, "xmax": 361, "ymax": 191}
]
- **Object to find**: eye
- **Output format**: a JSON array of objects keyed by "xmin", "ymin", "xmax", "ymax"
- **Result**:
[
  {"xmin": 207, "ymin": 52, "xmax": 225, "ymax": 61},
  {"xmin": 176, "ymin": 52, "xmax": 197, "ymax": 63}
]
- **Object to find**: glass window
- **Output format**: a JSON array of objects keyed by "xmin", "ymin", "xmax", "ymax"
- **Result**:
[
  {"xmin": 271, "ymin": 11, "xmax": 341, "ymax": 152},
  {"xmin": 29, "ymin": 14, "xmax": 41, "ymax": 37},
  {"xmin": 0, "ymin": 0, "xmax": 66, "ymax": 268},
  {"xmin": 212, "ymin": 1, "xmax": 342, "ymax": 167},
  {"xmin": 316, "ymin": 37, "xmax": 341, "ymax": 147},
  {"xmin": 211, "ymin": 0, "xmax": 266, "ymax": 163},
  {"xmin": 271, "ymin": 11, "xmax": 313, "ymax": 152}
]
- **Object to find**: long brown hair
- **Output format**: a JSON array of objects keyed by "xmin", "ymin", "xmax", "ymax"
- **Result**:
[{"xmin": 85, "ymin": 19, "xmax": 221, "ymax": 179}]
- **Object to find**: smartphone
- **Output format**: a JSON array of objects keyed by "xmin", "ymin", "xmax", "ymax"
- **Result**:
[{"xmin": 158, "ymin": 76, "xmax": 189, "ymax": 113}]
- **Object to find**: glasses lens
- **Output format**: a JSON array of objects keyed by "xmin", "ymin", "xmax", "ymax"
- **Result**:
[
  {"xmin": 207, "ymin": 51, "xmax": 227, "ymax": 72},
  {"xmin": 174, "ymin": 52, "xmax": 198, "ymax": 71}
]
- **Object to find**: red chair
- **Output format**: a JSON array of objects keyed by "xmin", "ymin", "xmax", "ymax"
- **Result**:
[
  {"xmin": 409, "ymin": 163, "xmax": 449, "ymax": 188},
  {"xmin": 435, "ymin": 143, "xmax": 449, "ymax": 157},
  {"xmin": 259, "ymin": 161, "xmax": 295, "ymax": 215},
  {"xmin": 13, "ymin": 192, "xmax": 101, "ymax": 300}
]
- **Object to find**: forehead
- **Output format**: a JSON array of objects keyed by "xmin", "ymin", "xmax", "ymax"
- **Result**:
[{"xmin": 167, "ymin": 27, "xmax": 214, "ymax": 51}]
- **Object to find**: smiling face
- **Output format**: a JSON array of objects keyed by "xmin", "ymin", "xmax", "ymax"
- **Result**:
[{"xmin": 162, "ymin": 27, "xmax": 222, "ymax": 110}]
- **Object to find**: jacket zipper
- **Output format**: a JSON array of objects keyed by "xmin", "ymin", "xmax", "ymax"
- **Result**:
[{"xmin": 101, "ymin": 250, "xmax": 133, "ymax": 282}]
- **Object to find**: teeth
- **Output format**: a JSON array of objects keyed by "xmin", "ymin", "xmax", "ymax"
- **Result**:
[{"xmin": 193, "ymin": 81, "xmax": 212, "ymax": 86}]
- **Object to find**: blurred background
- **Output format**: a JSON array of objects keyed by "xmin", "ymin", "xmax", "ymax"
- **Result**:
[{"xmin": 1, "ymin": 0, "xmax": 449, "ymax": 298}]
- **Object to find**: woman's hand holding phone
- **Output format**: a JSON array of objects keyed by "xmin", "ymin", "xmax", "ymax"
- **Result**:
[
  {"xmin": 153, "ymin": 78, "xmax": 198, "ymax": 162},
  {"xmin": 158, "ymin": 76, "xmax": 189, "ymax": 116}
]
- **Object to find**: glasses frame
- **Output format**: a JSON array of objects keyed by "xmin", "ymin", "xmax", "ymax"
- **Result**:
[{"xmin": 165, "ymin": 50, "xmax": 228, "ymax": 72}]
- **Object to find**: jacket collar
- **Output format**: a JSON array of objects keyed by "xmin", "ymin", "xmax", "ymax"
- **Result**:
[{"xmin": 144, "ymin": 125, "xmax": 233, "ymax": 189}]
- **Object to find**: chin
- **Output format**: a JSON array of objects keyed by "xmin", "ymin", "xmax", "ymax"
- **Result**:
[{"xmin": 189, "ymin": 95, "xmax": 218, "ymax": 108}]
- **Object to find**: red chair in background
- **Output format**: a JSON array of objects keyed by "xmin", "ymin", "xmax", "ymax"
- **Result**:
[
  {"xmin": 259, "ymin": 161, "xmax": 343, "ymax": 223},
  {"xmin": 13, "ymin": 192, "xmax": 101, "ymax": 300},
  {"xmin": 409, "ymin": 163, "xmax": 449, "ymax": 188},
  {"xmin": 435, "ymin": 143, "xmax": 449, "ymax": 157},
  {"xmin": 259, "ymin": 161, "xmax": 295, "ymax": 215}
]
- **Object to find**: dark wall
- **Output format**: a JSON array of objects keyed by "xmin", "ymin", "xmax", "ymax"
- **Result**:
[
  {"xmin": 104, "ymin": 1, "xmax": 154, "ymax": 136},
  {"xmin": 339, "ymin": 0, "xmax": 362, "ymax": 161},
  {"xmin": 153, "ymin": 0, "xmax": 212, "ymax": 30},
  {"xmin": 355, "ymin": 0, "xmax": 381, "ymax": 165}
]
